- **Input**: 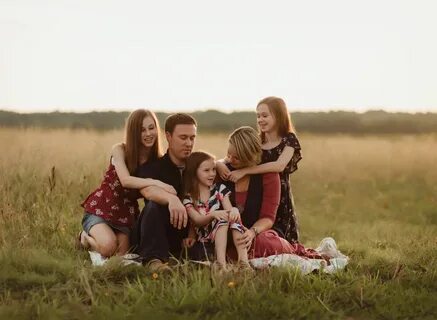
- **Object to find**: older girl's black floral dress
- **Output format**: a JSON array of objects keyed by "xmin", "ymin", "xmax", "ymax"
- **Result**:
[{"xmin": 261, "ymin": 132, "xmax": 302, "ymax": 243}]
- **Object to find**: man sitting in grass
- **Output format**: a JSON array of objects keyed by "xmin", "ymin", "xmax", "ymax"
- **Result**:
[{"xmin": 131, "ymin": 113, "xmax": 197, "ymax": 272}]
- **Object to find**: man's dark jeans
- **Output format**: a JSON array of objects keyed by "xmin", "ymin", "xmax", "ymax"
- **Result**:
[{"xmin": 131, "ymin": 201, "xmax": 187, "ymax": 263}]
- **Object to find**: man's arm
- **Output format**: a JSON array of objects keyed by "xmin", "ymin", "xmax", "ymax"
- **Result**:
[
  {"xmin": 140, "ymin": 186, "xmax": 174, "ymax": 205},
  {"xmin": 140, "ymin": 186, "xmax": 187, "ymax": 230}
]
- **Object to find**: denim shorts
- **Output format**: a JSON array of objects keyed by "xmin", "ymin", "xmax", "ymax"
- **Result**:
[{"xmin": 82, "ymin": 212, "xmax": 131, "ymax": 235}]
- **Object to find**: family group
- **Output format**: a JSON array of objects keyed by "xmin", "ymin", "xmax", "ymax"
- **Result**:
[{"xmin": 77, "ymin": 97, "xmax": 326, "ymax": 272}]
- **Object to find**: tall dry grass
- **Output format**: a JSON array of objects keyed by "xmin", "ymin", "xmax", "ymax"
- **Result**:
[{"xmin": 0, "ymin": 128, "xmax": 436, "ymax": 319}]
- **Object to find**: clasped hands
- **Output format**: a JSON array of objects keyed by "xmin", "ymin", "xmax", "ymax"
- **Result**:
[
  {"xmin": 215, "ymin": 209, "xmax": 256, "ymax": 250},
  {"xmin": 216, "ymin": 161, "xmax": 246, "ymax": 183},
  {"xmin": 211, "ymin": 207, "xmax": 240, "ymax": 223},
  {"xmin": 212, "ymin": 207, "xmax": 256, "ymax": 250},
  {"xmin": 181, "ymin": 207, "xmax": 256, "ymax": 250}
]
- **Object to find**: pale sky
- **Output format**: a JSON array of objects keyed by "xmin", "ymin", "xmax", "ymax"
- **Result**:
[{"xmin": 1, "ymin": 0, "xmax": 436, "ymax": 113}]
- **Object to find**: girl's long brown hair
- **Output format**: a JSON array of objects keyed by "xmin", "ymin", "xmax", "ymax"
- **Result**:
[
  {"xmin": 257, "ymin": 96, "xmax": 296, "ymax": 143},
  {"xmin": 182, "ymin": 151, "xmax": 215, "ymax": 206},
  {"xmin": 124, "ymin": 109, "xmax": 162, "ymax": 174}
]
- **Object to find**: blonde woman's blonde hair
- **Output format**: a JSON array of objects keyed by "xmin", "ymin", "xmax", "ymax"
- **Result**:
[{"xmin": 228, "ymin": 126, "xmax": 262, "ymax": 167}]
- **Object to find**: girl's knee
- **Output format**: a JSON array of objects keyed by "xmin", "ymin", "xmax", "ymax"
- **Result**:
[
  {"xmin": 231, "ymin": 229, "xmax": 243, "ymax": 239},
  {"xmin": 99, "ymin": 239, "xmax": 118, "ymax": 257},
  {"xmin": 116, "ymin": 234, "xmax": 130, "ymax": 255}
]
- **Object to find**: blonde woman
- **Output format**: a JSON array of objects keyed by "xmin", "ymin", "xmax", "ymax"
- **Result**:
[{"xmin": 223, "ymin": 127, "xmax": 321, "ymax": 259}]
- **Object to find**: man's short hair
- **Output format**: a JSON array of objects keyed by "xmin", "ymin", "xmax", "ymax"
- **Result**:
[{"xmin": 164, "ymin": 113, "xmax": 197, "ymax": 134}]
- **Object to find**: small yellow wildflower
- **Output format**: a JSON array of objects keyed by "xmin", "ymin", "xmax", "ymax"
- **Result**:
[
  {"xmin": 227, "ymin": 281, "xmax": 236, "ymax": 288},
  {"xmin": 152, "ymin": 273, "xmax": 159, "ymax": 280}
]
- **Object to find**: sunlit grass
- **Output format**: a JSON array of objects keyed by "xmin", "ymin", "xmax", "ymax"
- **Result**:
[{"xmin": 0, "ymin": 128, "xmax": 436, "ymax": 319}]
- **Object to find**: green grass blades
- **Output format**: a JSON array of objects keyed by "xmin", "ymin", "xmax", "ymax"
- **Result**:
[{"xmin": 1, "ymin": 129, "xmax": 436, "ymax": 319}]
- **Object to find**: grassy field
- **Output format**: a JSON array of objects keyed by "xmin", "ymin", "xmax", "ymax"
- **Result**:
[{"xmin": 0, "ymin": 128, "xmax": 436, "ymax": 319}]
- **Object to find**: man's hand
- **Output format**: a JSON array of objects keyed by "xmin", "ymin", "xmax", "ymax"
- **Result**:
[{"xmin": 168, "ymin": 196, "xmax": 188, "ymax": 229}]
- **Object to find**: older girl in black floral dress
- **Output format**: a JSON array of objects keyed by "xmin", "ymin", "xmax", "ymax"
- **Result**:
[{"xmin": 217, "ymin": 97, "xmax": 302, "ymax": 243}]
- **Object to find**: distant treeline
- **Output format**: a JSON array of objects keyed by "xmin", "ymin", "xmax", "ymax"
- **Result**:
[{"xmin": 1, "ymin": 109, "xmax": 437, "ymax": 134}]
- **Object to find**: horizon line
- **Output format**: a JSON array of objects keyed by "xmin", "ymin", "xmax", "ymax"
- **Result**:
[{"xmin": 1, "ymin": 107, "xmax": 437, "ymax": 115}]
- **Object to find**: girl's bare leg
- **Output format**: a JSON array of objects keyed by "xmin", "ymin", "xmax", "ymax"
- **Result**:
[
  {"xmin": 214, "ymin": 225, "xmax": 229, "ymax": 265},
  {"xmin": 232, "ymin": 230, "xmax": 249, "ymax": 263},
  {"xmin": 87, "ymin": 223, "xmax": 118, "ymax": 257},
  {"xmin": 115, "ymin": 232, "xmax": 129, "ymax": 256}
]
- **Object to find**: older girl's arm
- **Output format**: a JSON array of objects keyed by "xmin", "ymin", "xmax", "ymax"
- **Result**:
[
  {"xmin": 228, "ymin": 146, "xmax": 295, "ymax": 182},
  {"xmin": 216, "ymin": 158, "xmax": 231, "ymax": 180},
  {"xmin": 112, "ymin": 143, "xmax": 176, "ymax": 194}
]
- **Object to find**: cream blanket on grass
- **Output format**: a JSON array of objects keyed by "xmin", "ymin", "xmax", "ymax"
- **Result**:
[{"xmin": 87, "ymin": 237, "xmax": 349, "ymax": 274}]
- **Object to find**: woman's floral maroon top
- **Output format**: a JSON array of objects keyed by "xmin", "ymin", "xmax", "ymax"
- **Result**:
[{"xmin": 81, "ymin": 161, "xmax": 140, "ymax": 227}]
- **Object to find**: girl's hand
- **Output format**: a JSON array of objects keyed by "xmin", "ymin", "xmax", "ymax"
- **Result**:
[
  {"xmin": 156, "ymin": 181, "xmax": 177, "ymax": 195},
  {"xmin": 237, "ymin": 228, "xmax": 256, "ymax": 249},
  {"xmin": 228, "ymin": 169, "xmax": 245, "ymax": 183},
  {"xmin": 182, "ymin": 237, "xmax": 196, "ymax": 248},
  {"xmin": 229, "ymin": 207, "xmax": 240, "ymax": 223},
  {"xmin": 216, "ymin": 161, "xmax": 231, "ymax": 180},
  {"xmin": 212, "ymin": 210, "xmax": 229, "ymax": 221}
]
